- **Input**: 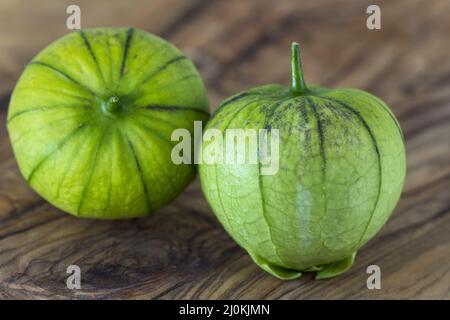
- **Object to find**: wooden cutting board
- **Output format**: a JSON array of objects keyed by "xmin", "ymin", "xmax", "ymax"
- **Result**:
[{"xmin": 0, "ymin": 0, "xmax": 449, "ymax": 299}]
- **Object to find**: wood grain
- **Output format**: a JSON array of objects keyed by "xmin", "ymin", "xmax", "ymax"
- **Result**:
[{"xmin": 0, "ymin": 0, "xmax": 449, "ymax": 299}]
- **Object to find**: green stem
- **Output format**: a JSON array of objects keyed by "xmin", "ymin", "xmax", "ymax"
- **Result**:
[
  {"xmin": 290, "ymin": 42, "xmax": 308, "ymax": 95},
  {"xmin": 104, "ymin": 96, "xmax": 120, "ymax": 113}
]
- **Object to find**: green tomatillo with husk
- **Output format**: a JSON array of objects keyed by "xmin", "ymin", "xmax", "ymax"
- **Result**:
[
  {"xmin": 199, "ymin": 43, "xmax": 406, "ymax": 280},
  {"xmin": 7, "ymin": 28, "xmax": 209, "ymax": 219}
]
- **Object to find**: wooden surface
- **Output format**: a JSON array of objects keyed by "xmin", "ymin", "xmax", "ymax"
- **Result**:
[{"xmin": 0, "ymin": 0, "xmax": 449, "ymax": 299}]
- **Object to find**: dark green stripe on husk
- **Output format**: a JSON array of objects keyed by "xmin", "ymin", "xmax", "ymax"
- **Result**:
[
  {"xmin": 141, "ymin": 55, "xmax": 188, "ymax": 84},
  {"xmin": 124, "ymin": 133, "xmax": 152, "ymax": 213},
  {"xmin": 79, "ymin": 30, "xmax": 99, "ymax": 65},
  {"xmin": 305, "ymin": 97, "xmax": 326, "ymax": 175},
  {"xmin": 27, "ymin": 123, "xmax": 87, "ymax": 183},
  {"xmin": 28, "ymin": 61, "xmax": 97, "ymax": 97},
  {"xmin": 320, "ymin": 96, "xmax": 382, "ymax": 244},
  {"xmin": 120, "ymin": 28, "xmax": 134, "ymax": 78}
]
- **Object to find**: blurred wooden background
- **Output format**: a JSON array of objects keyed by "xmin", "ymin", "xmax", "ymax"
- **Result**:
[{"xmin": 0, "ymin": 0, "xmax": 449, "ymax": 299}]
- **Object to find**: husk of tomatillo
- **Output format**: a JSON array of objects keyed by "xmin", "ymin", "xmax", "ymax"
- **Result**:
[
  {"xmin": 199, "ymin": 43, "xmax": 406, "ymax": 280},
  {"xmin": 7, "ymin": 28, "xmax": 209, "ymax": 219}
]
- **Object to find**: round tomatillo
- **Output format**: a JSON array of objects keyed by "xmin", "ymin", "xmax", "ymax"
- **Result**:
[
  {"xmin": 199, "ymin": 43, "xmax": 406, "ymax": 280},
  {"xmin": 7, "ymin": 28, "xmax": 209, "ymax": 219}
]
